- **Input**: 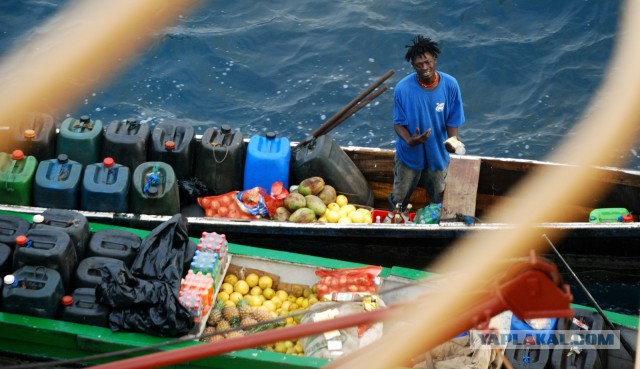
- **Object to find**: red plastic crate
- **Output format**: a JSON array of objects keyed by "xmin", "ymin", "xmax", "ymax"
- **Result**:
[{"xmin": 372, "ymin": 209, "xmax": 416, "ymax": 223}]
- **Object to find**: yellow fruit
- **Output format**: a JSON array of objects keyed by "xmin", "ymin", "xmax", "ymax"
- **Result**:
[
  {"xmin": 270, "ymin": 295, "xmax": 282, "ymax": 308},
  {"xmin": 326, "ymin": 210, "xmax": 340, "ymax": 223},
  {"xmin": 349, "ymin": 210, "xmax": 365, "ymax": 223},
  {"xmin": 300, "ymin": 298, "xmax": 310, "ymax": 309},
  {"xmin": 224, "ymin": 300, "xmax": 236, "ymax": 308},
  {"xmin": 289, "ymin": 303, "xmax": 299, "ymax": 311},
  {"xmin": 303, "ymin": 288, "xmax": 312, "ymax": 298},
  {"xmin": 220, "ymin": 282, "xmax": 234, "ymax": 295},
  {"xmin": 291, "ymin": 285, "xmax": 304, "ymax": 298},
  {"xmin": 224, "ymin": 273, "xmax": 238, "ymax": 285},
  {"xmin": 275, "ymin": 290, "xmax": 289, "ymax": 301},
  {"xmin": 274, "ymin": 342, "xmax": 286, "ymax": 353},
  {"xmin": 281, "ymin": 301, "xmax": 291, "ymax": 311},
  {"xmin": 262, "ymin": 287, "xmax": 275, "ymax": 300},
  {"xmin": 250, "ymin": 286, "xmax": 263, "ymax": 296},
  {"xmin": 245, "ymin": 273, "xmax": 260, "ymax": 288},
  {"xmin": 285, "ymin": 317, "xmax": 294, "ymax": 325},
  {"xmin": 317, "ymin": 216, "xmax": 327, "ymax": 223},
  {"xmin": 295, "ymin": 341, "xmax": 304, "ymax": 353},
  {"xmin": 336, "ymin": 195, "xmax": 348, "ymax": 207},
  {"xmin": 216, "ymin": 291, "xmax": 230, "ymax": 302},
  {"xmin": 248, "ymin": 295, "xmax": 262, "ymax": 307},
  {"xmin": 234, "ymin": 280, "xmax": 250, "ymax": 295},
  {"xmin": 327, "ymin": 202, "xmax": 340, "ymax": 211},
  {"xmin": 229, "ymin": 292, "xmax": 244, "ymax": 304},
  {"xmin": 262, "ymin": 300, "xmax": 276, "ymax": 312},
  {"xmin": 258, "ymin": 275, "xmax": 273, "ymax": 290},
  {"xmin": 342, "ymin": 204, "xmax": 356, "ymax": 214},
  {"xmin": 308, "ymin": 296, "xmax": 318, "ymax": 305},
  {"xmin": 338, "ymin": 216, "xmax": 352, "ymax": 224}
]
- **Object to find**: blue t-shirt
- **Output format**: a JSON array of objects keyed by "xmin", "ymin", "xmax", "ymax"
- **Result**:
[{"xmin": 393, "ymin": 71, "xmax": 465, "ymax": 171}]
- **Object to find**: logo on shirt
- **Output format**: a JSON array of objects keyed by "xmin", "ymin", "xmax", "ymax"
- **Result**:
[{"xmin": 435, "ymin": 102, "xmax": 445, "ymax": 112}]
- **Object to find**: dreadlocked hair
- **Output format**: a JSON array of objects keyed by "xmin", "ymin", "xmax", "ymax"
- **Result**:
[{"xmin": 404, "ymin": 35, "xmax": 440, "ymax": 62}]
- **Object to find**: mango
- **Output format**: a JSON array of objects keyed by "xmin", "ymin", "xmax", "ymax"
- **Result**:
[
  {"xmin": 288, "ymin": 208, "xmax": 316, "ymax": 223},
  {"xmin": 305, "ymin": 195, "xmax": 327, "ymax": 217},
  {"xmin": 317, "ymin": 185, "xmax": 337, "ymax": 205},
  {"xmin": 298, "ymin": 176, "xmax": 325, "ymax": 196},
  {"xmin": 284, "ymin": 192, "xmax": 306, "ymax": 212},
  {"xmin": 273, "ymin": 207, "xmax": 291, "ymax": 221}
]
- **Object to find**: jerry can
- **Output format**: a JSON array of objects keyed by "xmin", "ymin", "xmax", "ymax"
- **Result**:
[
  {"xmin": 195, "ymin": 125, "xmax": 245, "ymax": 194},
  {"xmin": 12, "ymin": 112, "xmax": 56, "ymax": 161},
  {"xmin": 57, "ymin": 115, "xmax": 104, "ymax": 166},
  {"xmin": 102, "ymin": 118, "xmax": 150, "ymax": 171},
  {"xmin": 81, "ymin": 157, "xmax": 130, "ymax": 213},
  {"xmin": 33, "ymin": 154, "xmax": 83, "ymax": 209},
  {"xmin": 0, "ymin": 150, "xmax": 37, "ymax": 206},
  {"xmin": 130, "ymin": 161, "xmax": 180, "ymax": 215},
  {"xmin": 244, "ymin": 132, "xmax": 290, "ymax": 191},
  {"xmin": 148, "ymin": 122, "xmax": 196, "ymax": 179},
  {"xmin": 291, "ymin": 134, "xmax": 374, "ymax": 206}
]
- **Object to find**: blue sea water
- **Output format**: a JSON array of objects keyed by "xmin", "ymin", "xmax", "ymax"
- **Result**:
[
  {"xmin": 1, "ymin": 0, "xmax": 639, "ymax": 169},
  {"xmin": 1, "ymin": 1, "xmax": 638, "ymax": 314}
]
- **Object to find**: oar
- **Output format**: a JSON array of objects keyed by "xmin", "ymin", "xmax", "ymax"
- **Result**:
[
  {"xmin": 324, "ymin": 85, "xmax": 389, "ymax": 134},
  {"xmin": 542, "ymin": 234, "xmax": 636, "ymax": 358},
  {"xmin": 297, "ymin": 69, "xmax": 394, "ymax": 147}
]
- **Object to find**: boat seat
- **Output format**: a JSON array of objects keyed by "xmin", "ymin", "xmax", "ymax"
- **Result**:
[{"xmin": 441, "ymin": 156, "xmax": 481, "ymax": 221}]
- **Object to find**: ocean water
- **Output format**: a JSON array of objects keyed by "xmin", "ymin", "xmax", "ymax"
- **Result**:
[
  {"xmin": 1, "ymin": 0, "xmax": 639, "ymax": 169},
  {"xmin": 1, "ymin": 1, "xmax": 638, "ymax": 315}
]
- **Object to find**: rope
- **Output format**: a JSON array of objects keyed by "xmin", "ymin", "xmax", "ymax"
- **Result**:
[
  {"xmin": 211, "ymin": 142, "xmax": 229, "ymax": 164},
  {"xmin": 143, "ymin": 164, "xmax": 160, "ymax": 194}
]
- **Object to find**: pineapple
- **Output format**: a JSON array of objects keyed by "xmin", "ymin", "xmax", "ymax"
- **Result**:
[
  {"xmin": 223, "ymin": 305, "xmax": 241, "ymax": 327},
  {"xmin": 201, "ymin": 326, "xmax": 217, "ymax": 343},
  {"xmin": 253, "ymin": 307, "xmax": 271, "ymax": 323},
  {"xmin": 207, "ymin": 300, "xmax": 224, "ymax": 326},
  {"xmin": 237, "ymin": 299, "xmax": 253, "ymax": 319},
  {"xmin": 240, "ymin": 316, "xmax": 258, "ymax": 328},
  {"xmin": 216, "ymin": 319, "xmax": 231, "ymax": 333},
  {"xmin": 226, "ymin": 330, "xmax": 245, "ymax": 338}
]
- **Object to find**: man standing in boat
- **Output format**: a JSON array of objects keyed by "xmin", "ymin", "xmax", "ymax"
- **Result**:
[{"xmin": 390, "ymin": 35, "xmax": 465, "ymax": 209}]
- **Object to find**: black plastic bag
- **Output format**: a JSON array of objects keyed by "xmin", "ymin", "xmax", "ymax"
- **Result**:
[{"xmin": 96, "ymin": 214, "xmax": 197, "ymax": 337}]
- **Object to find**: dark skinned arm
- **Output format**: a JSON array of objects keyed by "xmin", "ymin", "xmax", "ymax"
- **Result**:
[{"xmin": 394, "ymin": 124, "xmax": 431, "ymax": 147}]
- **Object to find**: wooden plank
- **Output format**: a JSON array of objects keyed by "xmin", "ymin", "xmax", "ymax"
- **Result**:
[{"xmin": 441, "ymin": 157, "xmax": 481, "ymax": 220}]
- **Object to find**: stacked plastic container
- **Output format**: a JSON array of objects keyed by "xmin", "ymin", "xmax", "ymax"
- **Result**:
[{"xmin": 178, "ymin": 231, "xmax": 229, "ymax": 325}]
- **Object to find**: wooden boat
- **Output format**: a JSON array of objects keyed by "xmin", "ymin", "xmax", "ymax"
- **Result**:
[
  {"xmin": 2, "ymin": 140, "xmax": 640, "ymax": 271},
  {"xmin": 0, "ymin": 209, "xmax": 636, "ymax": 369}
]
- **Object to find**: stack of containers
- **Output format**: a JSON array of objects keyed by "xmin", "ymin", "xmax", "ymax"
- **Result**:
[{"xmin": 178, "ymin": 231, "xmax": 229, "ymax": 325}]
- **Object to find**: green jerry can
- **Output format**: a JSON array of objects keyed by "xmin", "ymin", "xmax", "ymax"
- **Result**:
[
  {"xmin": 130, "ymin": 161, "xmax": 180, "ymax": 215},
  {"xmin": 0, "ymin": 150, "xmax": 38, "ymax": 206},
  {"xmin": 57, "ymin": 115, "xmax": 104, "ymax": 166},
  {"xmin": 588, "ymin": 207, "xmax": 633, "ymax": 223}
]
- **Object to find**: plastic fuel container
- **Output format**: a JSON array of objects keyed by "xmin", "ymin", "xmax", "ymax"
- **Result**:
[
  {"xmin": 57, "ymin": 115, "xmax": 104, "ymax": 166},
  {"xmin": 244, "ymin": 132, "xmax": 290, "ymax": 191},
  {"xmin": 195, "ymin": 125, "xmax": 245, "ymax": 194},
  {"xmin": 81, "ymin": 157, "xmax": 130, "ymax": 213},
  {"xmin": 0, "ymin": 150, "xmax": 37, "ymax": 206},
  {"xmin": 148, "ymin": 122, "xmax": 196, "ymax": 179},
  {"xmin": 33, "ymin": 154, "xmax": 83, "ymax": 209}
]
